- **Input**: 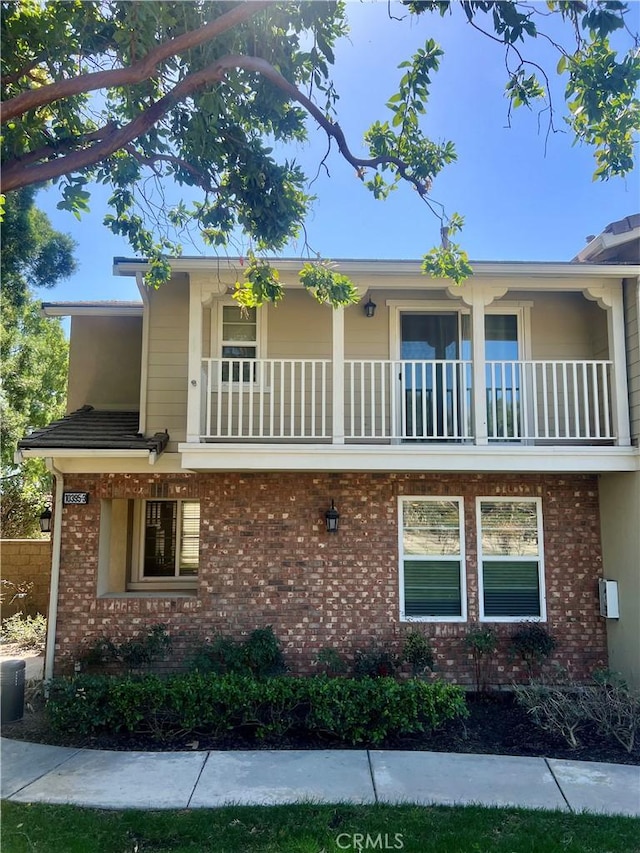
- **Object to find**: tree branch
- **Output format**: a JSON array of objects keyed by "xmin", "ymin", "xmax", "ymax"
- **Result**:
[
  {"xmin": 0, "ymin": 1, "xmax": 268, "ymax": 123},
  {"xmin": 2, "ymin": 54, "xmax": 429, "ymax": 196},
  {"xmin": 124, "ymin": 145, "xmax": 220, "ymax": 193}
]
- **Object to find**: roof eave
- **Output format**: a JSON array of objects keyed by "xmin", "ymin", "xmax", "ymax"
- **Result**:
[{"xmin": 113, "ymin": 256, "xmax": 640, "ymax": 279}]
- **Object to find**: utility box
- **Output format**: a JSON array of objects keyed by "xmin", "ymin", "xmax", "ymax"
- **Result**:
[
  {"xmin": 599, "ymin": 579, "xmax": 620, "ymax": 619},
  {"xmin": 0, "ymin": 659, "xmax": 26, "ymax": 722}
]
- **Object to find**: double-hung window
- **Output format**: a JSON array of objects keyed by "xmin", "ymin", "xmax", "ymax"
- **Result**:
[
  {"xmin": 477, "ymin": 498, "xmax": 546, "ymax": 620},
  {"xmin": 399, "ymin": 497, "xmax": 466, "ymax": 621},
  {"xmin": 221, "ymin": 305, "xmax": 257, "ymax": 382}
]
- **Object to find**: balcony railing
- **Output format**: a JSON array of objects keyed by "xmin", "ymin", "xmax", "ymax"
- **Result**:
[
  {"xmin": 486, "ymin": 360, "xmax": 613, "ymax": 440},
  {"xmin": 199, "ymin": 358, "xmax": 615, "ymax": 443},
  {"xmin": 345, "ymin": 360, "xmax": 473, "ymax": 440}
]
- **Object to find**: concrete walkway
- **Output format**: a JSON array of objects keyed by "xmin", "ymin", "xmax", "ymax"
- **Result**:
[{"xmin": 1, "ymin": 737, "xmax": 638, "ymax": 815}]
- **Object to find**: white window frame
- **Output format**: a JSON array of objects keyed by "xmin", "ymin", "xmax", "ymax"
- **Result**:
[
  {"xmin": 129, "ymin": 499, "xmax": 200, "ymax": 591},
  {"xmin": 387, "ymin": 301, "xmax": 532, "ymax": 363},
  {"xmin": 209, "ymin": 299, "xmax": 268, "ymax": 389},
  {"xmin": 398, "ymin": 495, "xmax": 467, "ymax": 623},
  {"xmin": 476, "ymin": 496, "xmax": 547, "ymax": 623}
]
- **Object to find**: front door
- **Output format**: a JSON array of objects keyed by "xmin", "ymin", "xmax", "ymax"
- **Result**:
[{"xmin": 400, "ymin": 313, "xmax": 460, "ymax": 439}]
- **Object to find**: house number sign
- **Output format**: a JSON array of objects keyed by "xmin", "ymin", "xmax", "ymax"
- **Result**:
[{"xmin": 63, "ymin": 492, "xmax": 90, "ymax": 505}]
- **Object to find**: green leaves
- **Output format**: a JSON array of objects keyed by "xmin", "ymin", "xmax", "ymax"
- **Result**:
[
  {"xmin": 234, "ymin": 252, "xmax": 284, "ymax": 308},
  {"xmin": 299, "ymin": 261, "xmax": 360, "ymax": 307},
  {"xmin": 506, "ymin": 70, "xmax": 546, "ymax": 109},
  {"xmin": 563, "ymin": 38, "xmax": 640, "ymax": 179},
  {"xmin": 422, "ymin": 243, "xmax": 473, "ymax": 285},
  {"xmin": 1, "ymin": 0, "xmax": 638, "ymax": 294}
]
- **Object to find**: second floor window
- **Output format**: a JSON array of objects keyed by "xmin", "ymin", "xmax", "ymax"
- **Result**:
[{"xmin": 221, "ymin": 305, "xmax": 257, "ymax": 382}]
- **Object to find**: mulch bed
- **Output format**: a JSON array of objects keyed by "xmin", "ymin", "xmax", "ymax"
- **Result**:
[{"xmin": 3, "ymin": 689, "xmax": 638, "ymax": 766}]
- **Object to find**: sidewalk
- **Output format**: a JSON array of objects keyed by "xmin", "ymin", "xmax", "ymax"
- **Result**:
[{"xmin": 2, "ymin": 737, "xmax": 639, "ymax": 815}]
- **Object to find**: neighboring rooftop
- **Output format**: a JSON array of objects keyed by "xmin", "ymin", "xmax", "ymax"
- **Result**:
[
  {"xmin": 41, "ymin": 301, "xmax": 143, "ymax": 317},
  {"xmin": 574, "ymin": 213, "xmax": 640, "ymax": 264},
  {"xmin": 17, "ymin": 407, "xmax": 168, "ymax": 456}
]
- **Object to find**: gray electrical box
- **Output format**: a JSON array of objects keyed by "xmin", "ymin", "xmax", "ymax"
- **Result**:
[{"xmin": 599, "ymin": 579, "xmax": 620, "ymax": 619}]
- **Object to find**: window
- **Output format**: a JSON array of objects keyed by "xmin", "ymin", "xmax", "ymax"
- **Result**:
[
  {"xmin": 399, "ymin": 497, "xmax": 466, "ymax": 621},
  {"xmin": 221, "ymin": 305, "xmax": 257, "ymax": 382},
  {"xmin": 477, "ymin": 498, "xmax": 546, "ymax": 621},
  {"xmin": 97, "ymin": 499, "xmax": 200, "ymax": 595},
  {"xmin": 142, "ymin": 500, "xmax": 200, "ymax": 579}
]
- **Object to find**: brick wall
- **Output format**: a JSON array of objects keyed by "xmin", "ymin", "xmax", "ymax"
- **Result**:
[
  {"xmin": 53, "ymin": 472, "xmax": 607, "ymax": 683},
  {"xmin": 1, "ymin": 539, "xmax": 51, "ymax": 617}
]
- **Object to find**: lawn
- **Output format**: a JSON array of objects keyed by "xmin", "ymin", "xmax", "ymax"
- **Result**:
[{"xmin": 2, "ymin": 802, "xmax": 639, "ymax": 853}]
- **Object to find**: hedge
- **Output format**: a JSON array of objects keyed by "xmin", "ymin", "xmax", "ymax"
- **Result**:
[{"xmin": 47, "ymin": 673, "xmax": 468, "ymax": 746}]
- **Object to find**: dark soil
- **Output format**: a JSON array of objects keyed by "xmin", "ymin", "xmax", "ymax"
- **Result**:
[{"xmin": 3, "ymin": 690, "xmax": 638, "ymax": 766}]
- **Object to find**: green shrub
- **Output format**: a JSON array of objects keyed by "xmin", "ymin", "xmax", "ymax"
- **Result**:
[
  {"xmin": 464, "ymin": 626, "xmax": 498, "ymax": 694},
  {"xmin": 353, "ymin": 647, "xmax": 400, "ymax": 678},
  {"xmin": 82, "ymin": 624, "xmax": 172, "ymax": 673},
  {"xmin": 46, "ymin": 672, "xmax": 467, "ymax": 746},
  {"xmin": 401, "ymin": 630, "xmax": 435, "ymax": 676},
  {"xmin": 242, "ymin": 627, "xmax": 287, "ymax": 677},
  {"xmin": 510, "ymin": 624, "xmax": 557, "ymax": 676},
  {"xmin": 314, "ymin": 647, "xmax": 348, "ymax": 676},
  {"xmin": 191, "ymin": 626, "xmax": 286, "ymax": 678},
  {"xmin": 0, "ymin": 613, "xmax": 47, "ymax": 650}
]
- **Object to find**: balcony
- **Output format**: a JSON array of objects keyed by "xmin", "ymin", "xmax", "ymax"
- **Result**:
[{"xmin": 198, "ymin": 357, "xmax": 615, "ymax": 444}]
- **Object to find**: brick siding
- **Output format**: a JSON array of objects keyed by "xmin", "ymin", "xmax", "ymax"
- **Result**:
[
  {"xmin": 52, "ymin": 472, "xmax": 607, "ymax": 684},
  {"xmin": 1, "ymin": 539, "xmax": 51, "ymax": 617}
]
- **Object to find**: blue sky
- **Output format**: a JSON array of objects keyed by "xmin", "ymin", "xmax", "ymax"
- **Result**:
[{"xmin": 36, "ymin": 0, "xmax": 640, "ymax": 304}]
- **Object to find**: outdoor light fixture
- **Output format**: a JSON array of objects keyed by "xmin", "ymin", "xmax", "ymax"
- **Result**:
[
  {"xmin": 39, "ymin": 506, "xmax": 52, "ymax": 535},
  {"xmin": 325, "ymin": 500, "xmax": 340, "ymax": 533},
  {"xmin": 363, "ymin": 297, "xmax": 377, "ymax": 318}
]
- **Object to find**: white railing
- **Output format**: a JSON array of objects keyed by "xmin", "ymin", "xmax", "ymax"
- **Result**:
[
  {"xmin": 345, "ymin": 360, "xmax": 473, "ymax": 440},
  {"xmin": 199, "ymin": 358, "xmax": 615, "ymax": 443},
  {"xmin": 486, "ymin": 360, "xmax": 613, "ymax": 440},
  {"xmin": 201, "ymin": 358, "xmax": 331, "ymax": 439}
]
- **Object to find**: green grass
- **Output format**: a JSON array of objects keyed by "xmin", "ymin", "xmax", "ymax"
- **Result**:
[{"xmin": 2, "ymin": 802, "xmax": 639, "ymax": 853}]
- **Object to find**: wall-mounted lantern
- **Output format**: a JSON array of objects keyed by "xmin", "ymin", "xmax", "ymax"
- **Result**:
[
  {"xmin": 363, "ymin": 297, "xmax": 377, "ymax": 318},
  {"xmin": 325, "ymin": 500, "xmax": 340, "ymax": 533},
  {"xmin": 39, "ymin": 506, "xmax": 52, "ymax": 535}
]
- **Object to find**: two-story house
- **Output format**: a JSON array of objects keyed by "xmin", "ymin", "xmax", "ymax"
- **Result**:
[{"xmin": 18, "ymin": 217, "xmax": 640, "ymax": 685}]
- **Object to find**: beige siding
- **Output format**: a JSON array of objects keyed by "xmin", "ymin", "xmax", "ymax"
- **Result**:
[
  {"xmin": 599, "ymin": 471, "xmax": 640, "ymax": 688},
  {"xmin": 67, "ymin": 316, "xmax": 142, "ymax": 412},
  {"xmin": 624, "ymin": 278, "xmax": 640, "ymax": 443},
  {"xmin": 521, "ymin": 291, "xmax": 608, "ymax": 360},
  {"xmin": 266, "ymin": 290, "xmax": 332, "ymax": 358},
  {"xmin": 146, "ymin": 275, "xmax": 189, "ymax": 449}
]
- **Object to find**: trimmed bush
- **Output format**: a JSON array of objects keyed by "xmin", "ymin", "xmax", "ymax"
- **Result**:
[
  {"xmin": 82, "ymin": 624, "xmax": 172, "ymax": 673},
  {"xmin": 191, "ymin": 626, "xmax": 286, "ymax": 678},
  {"xmin": 46, "ymin": 673, "xmax": 468, "ymax": 746},
  {"xmin": 510, "ymin": 624, "xmax": 557, "ymax": 676}
]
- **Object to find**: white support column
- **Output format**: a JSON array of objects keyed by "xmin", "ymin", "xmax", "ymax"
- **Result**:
[
  {"xmin": 186, "ymin": 278, "xmax": 204, "ymax": 443},
  {"xmin": 332, "ymin": 306, "xmax": 345, "ymax": 444},
  {"xmin": 586, "ymin": 283, "xmax": 631, "ymax": 447},
  {"xmin": 471, "ymin": 296, "xmax": 488, "ymax": 444},
  {"xmin": 135, "ymin": 273, "xmax": 150, "ymax": 435},
  {"xmin": 607, "ymin": 289, "xmax": 631, "ymax": 446},
  {"xmin": 449, "ymin": 283, "xmax": 507, "ymax": 445}
]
